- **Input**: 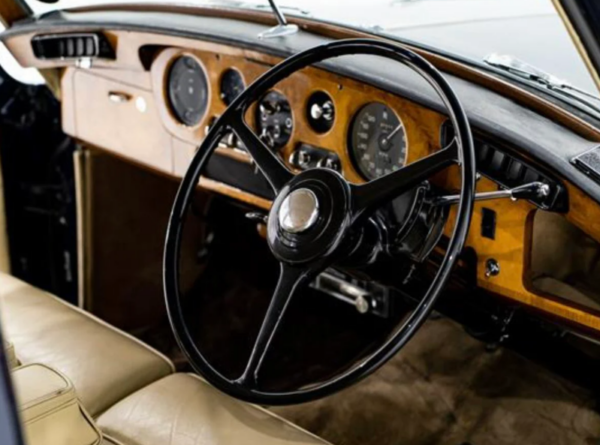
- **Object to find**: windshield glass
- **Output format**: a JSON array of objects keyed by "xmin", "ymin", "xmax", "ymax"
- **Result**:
[{"xmin": 23, "ymin": 0, "xmax": 598, "ymax": 97}]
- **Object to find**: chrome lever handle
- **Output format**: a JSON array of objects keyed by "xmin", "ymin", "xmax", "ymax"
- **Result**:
[{"xmin": 432, "ymin": 181, "xmax": 550, "ymax": 206}]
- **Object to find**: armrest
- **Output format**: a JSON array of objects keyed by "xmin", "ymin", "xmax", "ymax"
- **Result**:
[{"xmin": 12, "ymin": 363, "xmax": 102, "ymax": 445}]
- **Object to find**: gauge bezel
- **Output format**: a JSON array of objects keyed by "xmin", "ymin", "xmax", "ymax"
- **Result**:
[
  {"xmin": 219, "ymin": 67, "xmax": 246, "ymax": 106},
  {"xmin": 165, "ymin": 53, "xmax": 211, "ymax": 128},
  {"xmin": 347, "ymin": 101, "xmax": 409, "ymax": 181}
]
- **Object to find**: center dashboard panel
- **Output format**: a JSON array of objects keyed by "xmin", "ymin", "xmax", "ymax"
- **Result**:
[{"xmin": 19, "ymin": 29, "xmax": 600, "ymax": 333}]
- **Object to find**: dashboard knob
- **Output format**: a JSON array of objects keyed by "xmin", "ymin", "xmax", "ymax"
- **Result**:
[
  {"xmin": 260, "ymin": 128, "xmax": 275, "ymax": 148},
  {"xmin": 289, "ymin": 149, "xmax": 312, "ymax": 169},
  {"xmin": 317, "ymin": 156, "xmax": 341, "ymax": 171},
  {"xmin": 310, "ymin": 103, "xmax": 323, "ymax": 120},
  {"xmin": 321, "ymin": 101, "xmax": 334, "ymax": 121},
  {"xmin": 297, "ymin": 150, "xmax": 312, "ymax": 169},
  {"xmin": 310, "ymin": 100, "xmax": 333, "ymax": 121},
  {"xmin": 310, "ymin": 100, "xmax": 334, "ymax": 121},
  {"xmin": 259, "ymin": 100, "xmax": 280, "ymax": 116}
]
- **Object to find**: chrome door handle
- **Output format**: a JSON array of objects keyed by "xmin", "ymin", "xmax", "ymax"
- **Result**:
[{"xmin": 108, "ymin": 91, "xmax": 131, "ymax": 103}]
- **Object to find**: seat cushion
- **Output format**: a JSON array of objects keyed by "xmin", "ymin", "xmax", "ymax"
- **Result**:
[
  {"xmin": 0, "ymin": 273, "xmax": 174, "ymax": 417},
  {"xmin": 98, "ymin": 373, "xmax": 330, "ymax": 445}
]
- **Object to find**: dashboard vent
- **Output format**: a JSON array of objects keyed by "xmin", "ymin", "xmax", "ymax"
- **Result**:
[
  {"xmin": 31, "ymin": 33, "xmax": 115, "ymax": 61},
  {"xmin": 441, "ymin": 121, "xmax": 568, "ymax": 212}
]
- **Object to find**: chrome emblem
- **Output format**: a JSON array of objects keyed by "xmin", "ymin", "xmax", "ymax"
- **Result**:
[{"xmin": 278, "ymin": 188, "xmax": 319, "ymax": 234}]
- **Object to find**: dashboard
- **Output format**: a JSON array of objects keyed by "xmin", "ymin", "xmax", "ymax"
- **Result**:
[{"xmin": 6, "ymin": 15, "xmax": 600, "ymax": 336}]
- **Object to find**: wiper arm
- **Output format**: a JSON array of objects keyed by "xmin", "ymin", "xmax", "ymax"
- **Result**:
[{"xmin": 484, "ymin": 53, "xmax": 600, "ymax": 113}]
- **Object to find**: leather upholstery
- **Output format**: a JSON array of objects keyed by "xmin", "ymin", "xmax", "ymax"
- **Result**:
[
  {"xmin": 0, "ymin": 273, "xmax": 174, "ymax": 417},
  {"xmin": 13, "ymin": 363, "xmax": 102, "ymax": 445},
  {"xmin": 5, "ymin": 340, "xmax": 18, "ymax": 368},
  {"xmin": 101, "ymin": 437, "xmax": 125, "ymax": 445},
  {"xmin": 98, "ymin": 373, "xmax": 330, "ymax": 445}
]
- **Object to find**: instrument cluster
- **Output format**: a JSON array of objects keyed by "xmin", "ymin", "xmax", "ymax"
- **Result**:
[{"xmin": 165, "ymin": 57, "xmax": 411, "ymax": 182}]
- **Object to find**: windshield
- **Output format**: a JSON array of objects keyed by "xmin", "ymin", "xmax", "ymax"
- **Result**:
[{"xmin": 23, "ymin": 0, "xmax": 598, "ymax": 96}]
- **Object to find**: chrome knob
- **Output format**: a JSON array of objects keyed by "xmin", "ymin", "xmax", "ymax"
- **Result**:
[
  {"xmin": 317, "ymin": 156, "xmax": 340, "ymax": 171},
  {"xmin": 355, "ymin": 295, "xmax": 370, "ymax": 314},
  {"xmin": 289, "ymin": 149, "xmax": 311, "ymax": 169},
  {"xmin": 310, "ymin": 101, "xmax": 334, "ymax": 121}
]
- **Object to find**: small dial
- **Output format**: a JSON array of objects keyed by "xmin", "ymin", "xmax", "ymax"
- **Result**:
[
  {"xmin": 167, "ymin": 55, "xmax": 209, "ymax": 127},
  {"xmin": 220, "ymin": 68, "xmax": 245, "ymax": 106},
  {"xmin": 349, "ymin": 102, "xmax": 407, "ymax": 180},
  {"xmin": 255, "ymin": 91, "xmax": 293, "ymax": 151}
]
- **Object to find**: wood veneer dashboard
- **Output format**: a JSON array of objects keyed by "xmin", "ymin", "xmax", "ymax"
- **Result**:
[{"xmin": 9, "ymin": 29, "xmax": 600, "ymax": 333}]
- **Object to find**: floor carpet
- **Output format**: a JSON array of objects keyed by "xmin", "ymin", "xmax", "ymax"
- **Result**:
[{"xmin": 272, "ymin": 317, "xmax": 600, "ymax": 445}]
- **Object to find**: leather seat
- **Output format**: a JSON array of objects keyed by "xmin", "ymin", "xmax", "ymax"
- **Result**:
[
  {"xmin": 97, "ymin": 373, "xmax": 329, "ymax": 445},
  {"xmin": 0, "ymin": 272, "xmax": 330, "ymax": 444},
  {"xmin": 0, "ymin": 273, "xmax": 174, "ymax": 417}
]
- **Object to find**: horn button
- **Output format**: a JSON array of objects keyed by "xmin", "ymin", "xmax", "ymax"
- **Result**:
[
  {"xmin": 278, "ymin": 188, "xmax": 320, "ymax": 234},
  {"xmin": 267, "ymin": 169, "xmax": 352, "ymax": 264}
]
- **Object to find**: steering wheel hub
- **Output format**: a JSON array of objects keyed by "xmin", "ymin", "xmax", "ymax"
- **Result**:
[
  {"xmin": 278, "ymin": 188, "xmax": 320, "ymax": 234},
  {"xmin": 266, "ymin": 168, "xmax": 352, "ymax": 264}
]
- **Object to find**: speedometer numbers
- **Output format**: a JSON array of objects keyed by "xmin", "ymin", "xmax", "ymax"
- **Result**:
[{"xmin": 349, "ymin": 102, "xmax": 407, "ymax": 180}]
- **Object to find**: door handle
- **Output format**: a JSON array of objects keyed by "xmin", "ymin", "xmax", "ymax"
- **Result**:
[{"xmin": 108, "ymin": 91, "xmax": 131, "ymax": 103}]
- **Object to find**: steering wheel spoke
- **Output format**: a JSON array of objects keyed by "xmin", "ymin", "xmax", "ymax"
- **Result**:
[
  {"xmin": 229, "ymin": 117, "xmax": 294, "ymax": 193},
  {"xmin": 236, "ymin": 263, "xmax": 308, "ymax": 387},
  {"xmin": 351, "ymin": 138, "xmax": 459, "ymax": 219}
]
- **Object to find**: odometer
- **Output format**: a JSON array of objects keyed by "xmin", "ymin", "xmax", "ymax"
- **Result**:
[{"xmin": 349, "ymin": 102, "xmax": 407, "ymax": 180}]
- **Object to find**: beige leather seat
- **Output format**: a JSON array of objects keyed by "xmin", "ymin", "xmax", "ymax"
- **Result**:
[
  {"xmin": 0, "ymin": 273, "xmax": 174, "ymax": 417},
  {"xmin": 97, "ymin": 373, "xmax": 329, "ymax": 445},
  {"xmin": 1, "ymin": 272, "xmax": 330, "ymax": 444},
  {"xmin": 9, "ymin": 361, "xmax": 328, "ymax": 445}
]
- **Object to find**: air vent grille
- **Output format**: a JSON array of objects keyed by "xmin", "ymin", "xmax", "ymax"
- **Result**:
[
  {"xmin": 441, "ymin": 121, "xmax": 568, "ymax": 211},
  {"xmin": 31, "ymin": 33, "xmax": 115, "ymax": 61}
]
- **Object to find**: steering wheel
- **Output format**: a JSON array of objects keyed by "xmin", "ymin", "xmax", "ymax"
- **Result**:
[{"xmin": 164, "ymin": 38, "xmax": 475, "ymax": 405}]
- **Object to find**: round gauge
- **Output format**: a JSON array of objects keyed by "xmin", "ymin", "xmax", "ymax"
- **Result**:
[
  {"xmin": 349, "ymin": 102, "xmax": 407, "ymax": 180},
  {"xmin": 167, "ymin": 55, "xmax": 209, "ymax": 127},
  {"xmin": 255, "ymin": 91, "xmax": 293, "ymax": 151},
  {"xmin": 219, "ymin": 68, "xmax": 245, "ymax": 106}
]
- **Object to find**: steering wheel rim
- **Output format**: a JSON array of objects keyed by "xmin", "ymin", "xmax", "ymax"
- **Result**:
[{"xmin": 164, "ymin": 38, "xmax": 476, "ymax": 405}]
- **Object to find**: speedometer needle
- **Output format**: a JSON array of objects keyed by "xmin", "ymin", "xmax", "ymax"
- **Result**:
[{"xmin": 380, "ymin": 123, "xmax": 403, "ymax": 148}]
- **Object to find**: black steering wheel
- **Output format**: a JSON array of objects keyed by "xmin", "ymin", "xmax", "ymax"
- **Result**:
[{"xmin": 164, "ymin": 38, "xmax": 475, "ymax": 405}]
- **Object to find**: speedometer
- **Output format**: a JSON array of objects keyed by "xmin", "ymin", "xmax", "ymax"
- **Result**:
[{"xmin": 349, "ymin": 102, "xmax": 407, "ymax": 180}]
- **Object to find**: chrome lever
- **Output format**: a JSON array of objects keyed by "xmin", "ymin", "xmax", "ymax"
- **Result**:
[
  {"xmin": 432, "ymin": 181, "xmax": 551, "ymax": 206},
  {"xmin": 245, "ymin": 212, "xmax": 269, "ymax": 224}
]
